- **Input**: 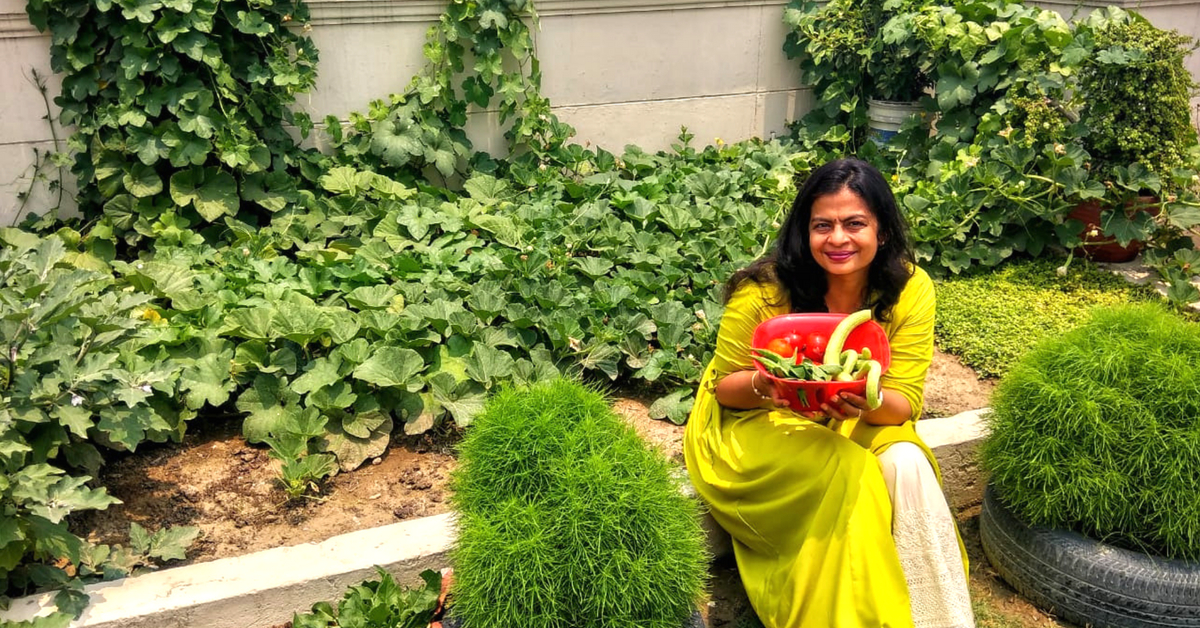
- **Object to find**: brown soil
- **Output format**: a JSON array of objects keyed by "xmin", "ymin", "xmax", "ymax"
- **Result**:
[{"xmin": 73, "ymin": 349, "xmax": 1070, "ymax": 627}]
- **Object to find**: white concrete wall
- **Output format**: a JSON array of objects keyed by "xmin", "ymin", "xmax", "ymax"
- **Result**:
[{"xmin": 4, "ymin": 0, "xmax": 1200, "ymax": 224}]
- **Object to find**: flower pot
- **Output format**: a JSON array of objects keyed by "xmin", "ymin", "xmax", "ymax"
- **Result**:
[
  {"xmin": 867, "ymin": 99, "xmax": 925, "ymax": 145},
  {"xmin": 1067, "ymin": 196, "xmax": 1159, "ymax": 263}
]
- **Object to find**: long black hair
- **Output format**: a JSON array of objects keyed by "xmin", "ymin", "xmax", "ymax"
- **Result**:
[{"xmin": 724, "ymin": 158, "xmax": 915, "ymax": 322}]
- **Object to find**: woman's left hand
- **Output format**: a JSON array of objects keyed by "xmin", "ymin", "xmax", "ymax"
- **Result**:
[{"xmin": 821, "ymin": 391, "xmax": 868, "ymax": 421}]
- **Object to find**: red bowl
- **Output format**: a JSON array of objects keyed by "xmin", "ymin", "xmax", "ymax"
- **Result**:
[{"xmin": 751, "ymin": 313, "xmax": 891, "ymax": 413}]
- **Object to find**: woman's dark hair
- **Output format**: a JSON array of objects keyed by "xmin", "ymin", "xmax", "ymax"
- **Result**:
[{"xmin": 724, "ymin": 158, "xmax": 915, "ymax": 322}]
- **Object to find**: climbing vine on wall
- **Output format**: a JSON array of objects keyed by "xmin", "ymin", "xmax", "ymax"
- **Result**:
[{"xmin": 25, "ymin": 0, "xmax": 320, "ymax": 240}]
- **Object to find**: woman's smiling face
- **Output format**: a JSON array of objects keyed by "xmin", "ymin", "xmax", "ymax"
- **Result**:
[{"xmin": 808, "ymin": 187, "xmax": 880, "ymax": 281}]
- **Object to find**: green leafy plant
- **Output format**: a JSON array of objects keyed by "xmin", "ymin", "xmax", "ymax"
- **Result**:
[
  {"xmin": 783, "ymin": 0, "xmax": 933, "ymax": 143},
  {"xmin": 982, "ymin": 303, "xmax": 1200, "ymax": 560},
  {"xmin": 327, "ymin": 0, "xmax": 573, "ymax": 183},
  {"xmin": 291, "ymin": 568, "xmax": 441, "ymax": 628},
  {"xmin": 24, "ymin": 0, "xmax": 320, "ymax": 238},
  {"xmin": 0, "ymin": 229, "xmax": 200, "ymax": 615},
  {"xmin": 448, "ymin": 379, "xmax": 708, "ymax": 628},
  {"xmin": 263, "ymin": 409, "xmax": 339, "ymax": 500},
  {"xmin": 1076, "ymin": 9, "xmax": 1198, "ymax": 186}
]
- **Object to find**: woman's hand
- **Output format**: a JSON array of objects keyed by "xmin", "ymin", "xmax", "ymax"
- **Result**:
[
  {"xmin": 821, "ymin": 391, "xmax": 868, "ymax": 421},
  {"xmin": 821, "ymin": 389, "xmax": 912, "ymax": 426}
]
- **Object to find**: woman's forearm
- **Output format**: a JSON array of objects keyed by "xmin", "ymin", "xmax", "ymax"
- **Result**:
[
  {"xmin": 859, "ymin": 388, "xmax": 914, "ymax": 426},
  {"xmin": 714, "ymin": 370, "xmax": 775, "ymax": 410}
]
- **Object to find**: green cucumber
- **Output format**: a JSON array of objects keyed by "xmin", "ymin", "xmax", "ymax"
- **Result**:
[
  {"xmin": 836, "ymin": 350, "xmax": 858, "ymax": 382},
  {"xmin": 823, "ymin": 309, "xmax": 873, "ymax": 366},
  {"xmin": 864, "ymin": 360, "xmax": 883, "ymax": 410}
]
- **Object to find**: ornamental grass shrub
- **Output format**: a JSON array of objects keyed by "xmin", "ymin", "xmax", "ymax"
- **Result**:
[
  {"xmin": 448, "ymin": 379, "xmax": 708, "ymax": 628},
  {"xmin": 981, "ymin": 303, "xmax": 1200, "ymax": 560}
]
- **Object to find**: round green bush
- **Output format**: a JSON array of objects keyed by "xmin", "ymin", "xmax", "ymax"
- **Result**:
[
  {"xmin": 449, "ymin": 379, "xmax": 709, "ymax": 628},
  {"xmin": 981, "ymin": 304, "xmax": 1200, "ymax": 560}
]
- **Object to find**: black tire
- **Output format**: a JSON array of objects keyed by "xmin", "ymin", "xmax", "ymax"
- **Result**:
[{"xmin": 980, "ymin": 485, "xmax": 1200, "ymax": 627}]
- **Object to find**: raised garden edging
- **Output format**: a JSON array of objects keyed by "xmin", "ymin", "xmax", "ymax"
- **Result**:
[{"xmin": 0, "ymin": 410, "xmax": 988, "ymax": 628}]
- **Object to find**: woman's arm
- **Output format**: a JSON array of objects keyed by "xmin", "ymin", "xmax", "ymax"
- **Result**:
[{"xmin": 715, "ymin": 369, "xmax": 790, "ymax": 410}]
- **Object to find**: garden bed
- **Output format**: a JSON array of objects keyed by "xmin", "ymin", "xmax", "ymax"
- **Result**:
[
  {"xmin": 59, "ymin": 349, "xmax": 1081, "ymax": 628},
  {"xmin": 72, "ymin": 349, "xmax": 991, "ymax": 567}
]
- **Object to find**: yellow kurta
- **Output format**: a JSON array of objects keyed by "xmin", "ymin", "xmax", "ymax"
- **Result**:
[{"xmin": 684, "ymin": 267, "xmax": 960, "ymax": 628}]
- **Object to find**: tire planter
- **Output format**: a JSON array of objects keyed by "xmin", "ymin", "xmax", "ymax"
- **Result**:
[{"xmin": 980, "ymin": 485, "xmax": 1200, "ymax": 627}]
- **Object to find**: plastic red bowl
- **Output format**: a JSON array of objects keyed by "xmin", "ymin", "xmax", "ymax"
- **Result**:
[{"xmin": 751, "ymin": 312, "xmax": 891, "ymax": 413}]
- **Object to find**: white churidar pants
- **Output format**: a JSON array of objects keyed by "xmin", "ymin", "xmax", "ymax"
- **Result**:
[{"xmin": 877, "ymin": 442, "xmax": 976, "ymax": 628}]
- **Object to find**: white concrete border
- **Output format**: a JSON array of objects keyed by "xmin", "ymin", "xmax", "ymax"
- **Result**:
[
  {"xmin": 0, "ymin": 409, "xmax": 988, "ymax": 628},
  {"xmin": 0, "ymin": 513, "xmax": 455, "ymax": 628}
]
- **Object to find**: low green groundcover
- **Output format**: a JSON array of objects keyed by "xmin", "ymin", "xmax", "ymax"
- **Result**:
[
  {"xmin": 449, "ymin": 379, "xmax": 708, "ymax": 628},
  {"xmin": 935, "ymin": 257, "xmax": 1161, "ymax": 378},
  {"xmin": 982, "ymin": 303, "xmax": 1200, "ymax": 560}
]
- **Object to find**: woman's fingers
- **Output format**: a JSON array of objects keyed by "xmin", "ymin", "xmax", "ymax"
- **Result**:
[{"xmin": 821, "ymin": 393, "xmax": 864, "ymax": 419}]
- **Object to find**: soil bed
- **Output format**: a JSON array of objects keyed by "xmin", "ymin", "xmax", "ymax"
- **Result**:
[{"xmin": 70, "ymin": 349, "xmax": 1069, "ymax": 627}]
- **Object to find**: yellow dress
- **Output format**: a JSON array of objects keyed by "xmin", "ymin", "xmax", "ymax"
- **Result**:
[{"xmin": 683, "ymin": 267, "xmax": 962, "ymax": 628}]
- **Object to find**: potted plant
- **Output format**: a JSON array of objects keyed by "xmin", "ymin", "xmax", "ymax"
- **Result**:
[
  {"xmin": 979, "ymin": 304, "xmax": 1200, "ymax": 627},
  {"xmin": 783, "ymin": 0, "xmax": 932, "ymax": 144},
  {"xmin": 1068, "ymin": 9, "xmax": 1198, "ymax": 262},
  {"xmin": 446, "ymin": 379, "xmax": 709, "ymax": 628}
]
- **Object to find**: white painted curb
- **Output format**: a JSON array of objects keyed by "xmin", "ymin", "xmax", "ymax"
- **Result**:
[
  {"xmin": 916, "ymin": 407, "xmax": 990, "ymax": 449},
  {"xmin": 1, "ymin": 513, "xmax": 455, "ymax": 628},
  {"xmin": 0, "ymin": 409, "xmax": 989, "ymax": 628}
]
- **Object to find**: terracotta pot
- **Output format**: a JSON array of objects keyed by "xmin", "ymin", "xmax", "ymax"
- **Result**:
[{"xmin": 1067, "ymin": 196, "xmax": 1159, "ymax": 263}]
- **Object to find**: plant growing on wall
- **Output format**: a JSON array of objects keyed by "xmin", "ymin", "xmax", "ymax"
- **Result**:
[
  {"xmin": 327, "ymin": 0, "xmax": 574, "ymax": 183},
  {"xmin": 24, "ymin": 0, "xmax": 320, "ymax": 240}
]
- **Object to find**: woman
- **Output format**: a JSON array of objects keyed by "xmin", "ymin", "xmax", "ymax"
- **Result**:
[{"xmin": 683, "ymin": 158, "xmax": 974, "ymax": 628}]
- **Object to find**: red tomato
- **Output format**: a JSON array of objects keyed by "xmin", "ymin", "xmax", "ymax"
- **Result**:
[
  {"xmin": 765, "ymin": 337, "xmax": 796, "ymax": 358},
  {"xmin": 804, "ymin": 332, "xmax": 827, "ymax": 361}
]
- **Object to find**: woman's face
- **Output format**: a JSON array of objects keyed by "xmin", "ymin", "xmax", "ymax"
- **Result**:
[{"xmin": 808, "ymin": 187, "xmax": 880, "ymax": 281}]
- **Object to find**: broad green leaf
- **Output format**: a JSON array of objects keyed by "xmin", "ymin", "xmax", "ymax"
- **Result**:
[
  {"xmin": 321, "ymin": 413, "xmax": 392, "ymax": 472},
  {"xmin": 463, "ymin": 174, "xmax": 511, "ymax": 204},
  {"xmin": 307, "ymin": 381, "xmax": 357, "ymax": 411},
  {"xmin": 224, "ymin": 306, "xmax": 277, "ymax": 340},
  {"xmin": 28, "ymin": 515, "xmax": 83, "ymax": 564},
  {"xmin": 319, "ymin": 166, "xmax": 372, "ymax": 197},
  {"xmin": 141, "ymin": 523, "xmax": 200, "ymax": 561},
  {"xmin": 180, "ymin": 350, "xmax": 235, "ymax": 409},
  {"xmin": 292, "ymin": 356, "xmax": 343, "ymax": 395},
  {"xmin": 169, "ymin": 167, "xmax": 238, "ymax": 221},
  {"xmin": 579, "ymin": 343, "xmax": 621, "ymax": 380},
  {"xmin": 53, "ymin": 405, "xmax": 94, "ymax": 438},
  {"xmin": 648, "ymin": 389, "xmax": 695, "ymax": 425},
  {"xmin": 345, "ymin": 285, "xmax": 398, "ymax": 310},
  {"xmin": 122, "ymin": 163, "xmax": 162, "ymax": 197},
  {"xmin": 463, "ymin": 345, "xmax": 514, "ymax": 387},
  {"xmin": 272, "ymin": 303, "xmax": 330, "ymax": 345},
  {"xmin": 339, "ymin": 408, "xmax": 388, "ymax": 440},
  {"xmin": 353, "ymin": 347, "xmax": 424, "ymax": 390},
  {"xmin": 234, "ymin": 10, "xmax": 272, "ymax": 35},
  {"xmin": 237, "ymin": 375, "xmax": 301, "ymax": 444}
]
